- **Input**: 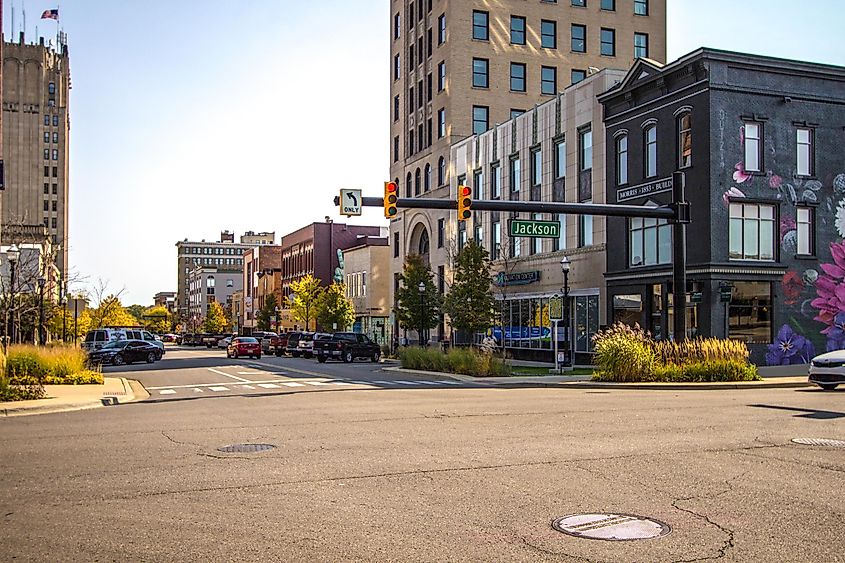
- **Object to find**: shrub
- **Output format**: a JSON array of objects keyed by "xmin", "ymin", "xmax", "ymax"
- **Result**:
[
  {"xmin": 6, "ymin": 345, "xmax": 92, "ymax": 385},
  {"xmin": 591, "ymin": 323, "xmax": 760, "ymax": 383},
  {"xmin": 399, "ymin": 346, "xmax": 510, "ymax": 377}
]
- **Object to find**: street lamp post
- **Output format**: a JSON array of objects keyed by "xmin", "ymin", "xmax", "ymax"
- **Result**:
[
  {"xmin": 7, "ymin": 244, "xmax": 20, "ymax": 346},
  {"xmin": 73, "ymin": 296, "xmax": 80, "ymax": 346},
  {"xmin": 37, "ymin": 276, "xmax": 46, "ymax": 345},
  {"xmin": 560, "ymin": 256, "xmax": 571, "ymax": 368},
  {"xmin": 59, "ymin": 279, "xmax": 67, "ymax": 343},
  {"xmin": 274, "ymin": 305, "xmax": 280, "ymax": 333},
  {"xmin": 417, "ymin": 281, "xmax": 426, "ymax": 347}
]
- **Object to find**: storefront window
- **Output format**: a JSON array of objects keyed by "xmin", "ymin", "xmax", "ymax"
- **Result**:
[
  {"xmin": 498, "ymin": 297, "xmax": 553, "ymax": 350},
  {"xmin": 575, "ymin": 295, "xmax": 599, "ymax": 352},
  {"xmin": 613, "ymin": 294, "xmax": 642, "ymax": 327},
  {"xmin": 728, "ymin": 282, "xmax": 771, "ymax": 344}
]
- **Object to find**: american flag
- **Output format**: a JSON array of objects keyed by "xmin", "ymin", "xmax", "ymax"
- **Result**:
[{"xmin": 41, "ymin": 9, "xmax": 59, "ymax": 20}]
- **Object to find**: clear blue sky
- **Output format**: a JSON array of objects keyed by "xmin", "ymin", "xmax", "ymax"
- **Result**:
[{"xmin": 4, "ymin": 1, "xmax": 845, "ymax": 305}]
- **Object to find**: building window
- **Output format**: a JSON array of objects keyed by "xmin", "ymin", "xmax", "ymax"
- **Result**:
[
  {"xmin": 437, "ymin": 218, "xmax": 445, "ymax": 248},
  {"xmin": 510, "ymin": 156, "xmax": 521, "ymax": 193},
  {"xmin": 472, "ymin": 58, "xmax": 489, "ymax": 88},
  {"xmin": 393, "ymin": 232, "xmax": 399, "ymax": 257},
  {"xmin": 427, "ymin": 73, "xmax": 433, "ymax": 101},
  {"xmin": 425, "ymin": 164, "xmax": 432, "ymax": 191},
  {"xmin": 438, "ymin": 156, "xmax": 446, "ymax": 185},
  {"xmin": 44, "ymin": 131, "xmax": 50, "ymax": 143},
  {"xmin": 571, "ymin": 24, "xmax": 586, "ymax": 53},
  {"xmin": 644, "ymin": 124, "xmax": 657, "ymax": 178},
  {"xmin": 743, "ymin": 121, "xmax": 762, "ymax": 173},
  {"xmin": 473, "ymin": 168, "xmax": 484, "ymax": 199},
  {"xmin": 406, "ymin": 172, "xmax": 413, "ymax": 198},
  {"xmin": 44, "ymin": 149, "xmax": 50, "ymax": 160},
  {"xmin": 728, "ymin": 282, "xmax": 771, "ymax": 344},
  {"xmin": 438, "ymin": 61, "xmax": 446, "ymax": 91},
  {"xmin": 458, "ymin": 221, "xmax": 467, "ymax": 249},
  {"xmin": 572, "ymin": 0, "xmax": 586, "ymax": 6},
  {"xmin": 554, "ymin": 139, "xmax": 566, "ymax": 180},
  {"xmin": 553, "ymin": 214, "xmax": 567, "ymax": 251},
  {"xmin": 51, "ymin": 217, "xmax": 57, "ymax": 229},
  {"xmin": 43, "ymin": 183, "xmax": 49, "ymax": 194},
  {"xmin": 530, "ymin": 213, "xmax": 543, "ymax": 255},
  {"xmin": 541, "ymin": 20, "xmax": 557, "ymax": 49},
  {"xmin": 44, "ymin": 166, "xmax": 50, "ymax": 177},
  {"xmin": 472, "ymin": 10, "xmax": 488, "ymax": 40},
  {"xmin": 678, "ymin": 113, "xmax": 692, "ymax": 169},
  {"xmin": 491, "ymin": 220, "xmax": 501, "ymax": 259},
  {"xmin": 394, "ymin": 54, "xmax": 400, "ymax": 80},
  {"xmin": 53, "ymin": 132, "xmax": 59, "ymax": 143},
  {"xmin": 510, "ymin": 16, "xmax": 526, "ymax": 45},
  {"xmin": 52, "ymin": 200, "xmax": 57, "ymax": 212},
  {"xmin": 634, "ymin": 33, "xmax": 649, "ymax": 58},
  {"xmin": 510, "ymin": 109, "xmax": 525, "ymax": 119},
  {"xmin": 616, "ymin": 134, "xmax": 628, "ymax": 185},
  {"xmin": 438, "ymin": 108, "xmax": 446, "ymax": 138},
  {"xmin": 729, "ymin": 203, "xmax": 775, "ymax": 261},
  {"xmin": 600, "ymin": 28, "xmax": 615, "ymax": 56},
  {"xmin": 634, "ymin": 0, "xmax": 649, "ymax": 16},
  {"xmin": 44, "ymin": 200, "xmax": 49, "ymax": 211},
  {"xmin": 531, "ymin": 148, "xmax": 542, "ymax": 187},
  {"xmin": 415, "ymin": 168, "xmax": 422, "ymax": 196},
  {"xmin": 394, "ymin": 13, "xmax": 401, "ymax": 39},
  {"xmin": 541, "ymin": 66, "xmax": 557, "ymax": 95},
  {"xmin": 796, "ymin": 207, "xmax": 815, "ymax": 256},
  {"xmin": 580, "ymin": 128, "xmax": 592, "ymax": 172},
  {"xmin": 601, "ymin": 0, "xmax": 616, "ymax": 10},
  {"xmin": 44, "ymin": 114, "xmax": 50, "ymax": 126},
  {"xmin": 53, "ymin": 115, "xmax": 59, "ymax": 126},
  {"xmin": 438, "ymin": 13, "xmax": 446, "ymax": 44},
  {"xmin": 48, "ymin": 82, "xmax": 56, "ymax": 95},
  {"xmin": 393, "ymin": 95, "xmax": 400, "ymax": 121},
  {"xmin": 491, "ymin": 163, "xmax": 501, "ymax": 198},
  {"xmin": 474, "ymin": 223, "xmax": 483, "ymax": 248},
  {"xmin": 510, "ymin": 62, "xmax": 526, "ymax": 92},
  {"xmin": 579, "ymin": 207, "xmax": 593, "ymax": 247},
  {"xmin": 472, "ymin": 105, "xmax": 489, "ymax": 135},
  {"xmin": 571, "ymin": 69, "xmax": 586, "ymax": 84},
  {"xmin": 52, "ymin": 149, "xmax": 59, "ymax": 160},
  {"xmin": 796, "ymin": 127, "xmax": 814, "ymax": 177},
  {"xmin": 629, "ymin": 217, "xmax": 671, "ymax": 266}
]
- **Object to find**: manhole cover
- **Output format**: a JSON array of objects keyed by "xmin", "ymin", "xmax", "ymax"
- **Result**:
[
  {"xmin": 792, "ymin": 438, "xmax": 845, "ymax": 448},
  {"xmin": 217, "ymin": 443, "xmax": 276, "ymax": 453},
  {"xmin": 552, "ymin": 513, "xmax": 671, "ymax": 541}
]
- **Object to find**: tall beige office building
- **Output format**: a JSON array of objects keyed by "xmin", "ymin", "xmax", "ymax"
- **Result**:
[
  {"xmin": 388, "ymin": 0, "xmax": 666, "ymax": 342},
  {"xmin": 2, "ymin": 34, "xmax": 70, "ymax": 278}
]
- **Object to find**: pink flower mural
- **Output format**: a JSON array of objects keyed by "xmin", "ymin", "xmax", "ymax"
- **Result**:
[
  {"xmin": 732, "ymin": 162, "xmax": 751, "ymax": 184},
  {"xmin": 811, "ymin": 241, "xmax": 845, "ymax": 351}
]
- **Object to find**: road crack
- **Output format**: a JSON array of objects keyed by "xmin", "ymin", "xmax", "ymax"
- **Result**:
[{"xmin": 670, "ymin": 478, "xmax": 737, "ymax": 562}]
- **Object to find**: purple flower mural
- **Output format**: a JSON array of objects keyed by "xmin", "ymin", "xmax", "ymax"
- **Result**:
[
  {"xmin": 766, "ymin": 325, "xmax": 815, "ymax": 366},
  {"xmin": 811, "ymin": 241, "xmax": 845, "ymax": 352}
]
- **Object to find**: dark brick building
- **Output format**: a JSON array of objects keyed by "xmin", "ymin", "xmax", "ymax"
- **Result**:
[{"xmin": 598, "ymin": 48, "xmax": 845, "ymax": 364}]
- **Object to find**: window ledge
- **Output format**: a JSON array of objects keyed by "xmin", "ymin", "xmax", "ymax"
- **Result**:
[{"xmin": 793, "ymin": 254, "xmax": 817, "ymax": 261}]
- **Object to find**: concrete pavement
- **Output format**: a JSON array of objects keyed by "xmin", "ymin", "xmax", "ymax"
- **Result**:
[{"xmin": 0, "ymin": 377, "xmax": 147, "ymax": 417}]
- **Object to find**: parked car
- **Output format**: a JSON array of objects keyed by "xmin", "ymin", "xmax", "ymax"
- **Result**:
[
  {"xmin": 285, "ymin": 332, "xmax": 304, "ymax": 357},
  {"xmin": 313, "ymin": 332, "xmax": 381, "ymax": 363},
  {"xmin": 217, "ymin": 336, "xmax": 233, "ymax": 349},
  {"xmin": 226, "ymin": 337, "xmax": 262, "ymax": 359},
  {"xmin": 252, "ymin": 331, "xmax": 282, "ymax": 355},
  {"xmin": 202, "ymin": 334, "xmax": 228, "ymax": 348},
  {"xmin": 296, "ymin": 332, "xmax": 332, "ymax": 359},
  {"xmin": 274, "ymin": 333, "xmax": 289, "ymax": 356},
  {"xmin": 87, "ymin": 340, "xmax": 161, "ymax": 366},
  {"xmin": 161, "ymin": 333, "xmax": 179, "ymax": 343},
  {"xmin": 82, "ymin": 328, "xmax": 164, "ymax": 355},
  {"xmin": 808, "ymin": 350, "xmax": 845, "ymax": 390}
]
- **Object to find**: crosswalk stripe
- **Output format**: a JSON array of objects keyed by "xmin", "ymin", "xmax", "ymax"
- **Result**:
[
  {"xmin": 257, "ymin": 383, "xmax": 280, "ymax": 389},
  {"xmin": 393, "ymin": 380, "xmax": 421, "ymax": 385},
  {"xmin": 279, "ymin": 382, "xmax": 305, "ymax": 387},
  {"xmin": 305, "ymin": 381, "xmax": 332, "ymax": 386},
  {"xmin": 439, "ymin": 381, "xmax": 461, "ymax": 385},
  {"xmin": 193, "ymin": 388, "xmax": 203, "ymax": 393},
  {"xmin": 242, "ymin": 385, "xmax": 255, "ymax": 389},
  {"xmin": 159, "ymin": 389, "xmax": 176, "ymax": 395},
  {"xmin": 209, "ymin": 386, "xmax": 229, "ymax": 392},
  {"xmin": 329, "ymin": 381, "xmax": 356, "ymax": 385},
  {"xmin": 372, "ymin": 380, "xmax": 394, "ymax": 385},
  {"xmin": 416, "ymin": 381, "xmax": 442, "ymax": 385}
]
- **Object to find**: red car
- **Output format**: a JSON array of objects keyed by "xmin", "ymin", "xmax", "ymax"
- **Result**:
[{"xmin": 226, "ymin": 337, "xmax": 262, "ymax": 359}]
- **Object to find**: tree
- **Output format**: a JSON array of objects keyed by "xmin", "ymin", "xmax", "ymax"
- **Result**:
[
  {"xmin": 126, "ymin": 304, "xmax": 146, "ymax": 324},
  {"xmin": 396, "ymin": 254, "xmax": 442, "ymax": 345},
  {"xmin": 316, "ymin": 283, "xmax": 355, "ymax": 332},
  {"xmin": 444, "ymin": 239, "xmax": 497, "ymax": 337},
  {"xmin": 256, "ymin": 293, "xmax": 279, "ymax": 331},
  {"xmin": 203, "ymin": 301, "xmax": 228, "ymax": 333},
  {"xmin": 143, "ymin": 306, "xmax": 171, "ymax": 334},
  {"xmin": 288, "ymin": 275, "xmax": 323, "ymax": 331},
  {"xmin": 87, "ymin": 295, "xmax": 137, "ymax": 328}
]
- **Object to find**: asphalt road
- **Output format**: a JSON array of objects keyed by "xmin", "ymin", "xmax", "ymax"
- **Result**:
[{"xmin": 1, "ymin": 347, "xmax": 843, "ymax": 561}]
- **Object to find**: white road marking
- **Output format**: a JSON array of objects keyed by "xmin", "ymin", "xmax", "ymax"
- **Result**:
[
  {"xmin": 439, "ymin": 381, "xmax": 461, "ymax": 385},
  {"xmin": 393, "ymin": 380, "xmax": 421, "ymax": 385},
  {"xmin": 207, "ymin": 368, "xmax": 251, "ymax": 383},
  {"xmin": 242, "ymin": 385, "xmax": 256, "ymax": 389},
  {"xmin": 193, "ymin": 388, "xmax": 203, "ymax": 393},
  {"xmin": 158, "ymin": 389, "xmax": 176, "ymax": 395},
  {"xmin": 416, "ymin": 381, "xmax": 443, "ymax": 385},
  {"xmin": 279, "ymin": 382, "xmax": 305, "ymax": 387},
  {"xmin": 304, "ymin": 381, "xmax": 332, "ymax": 386},
  {"xmin": 257, "ymin": 383, "xmax": 280, "ymax": 389},
  {"xmin": 209, "ymin": 386, "xmax": 230, "ymax": 392},
  {"xmin": 330, "ymin": 381, "xmax": 356, "ymax": 385},
  {"xmin": 372, "ymin": 380, "xmax": 395, "ymax": 385},
  {"xmin": 237, "ymin": 371, "xmax": 263, "ymax": 375},
  {"xmin": 350, "ymin": 381, "xmax": 371, "ymax": 385}
]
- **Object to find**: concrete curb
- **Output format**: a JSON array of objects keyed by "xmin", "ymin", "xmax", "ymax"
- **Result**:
[
  {"xmin": 0, "ymin": 377, "xmax": 146, "ymax": 418},
  {"xmin": 383, "ymin": 366, "xmax": 812, "ymax": 390}
]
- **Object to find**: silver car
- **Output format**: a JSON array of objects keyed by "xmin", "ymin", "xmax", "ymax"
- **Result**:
[{"xmin": 808, "ymin": 350, "xmax": 845, "ymax": 391}]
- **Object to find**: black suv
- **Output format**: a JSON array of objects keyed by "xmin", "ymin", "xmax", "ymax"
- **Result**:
[
  {"xmin": 313, "ymin": 332, "xmax": 381, "ymax": 363},
  {"xmin": 285, "ymin": 332, "xmax": 303, "ymax": 357}
]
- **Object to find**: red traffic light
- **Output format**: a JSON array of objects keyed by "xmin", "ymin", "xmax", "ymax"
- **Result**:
[
  {"xmin": 461, "ymin": 186, "xmax": 472, "ymax": 197},
  {"xmin": 386, "ymin": 182, "xmax": 398, "ymax": 194}
]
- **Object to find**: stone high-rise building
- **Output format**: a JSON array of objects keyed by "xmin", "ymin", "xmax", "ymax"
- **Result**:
[
  {"xmin": 388, "ymin": 0, "xmax": 666, "ymax": 341},
  {"xmin": 2, "ymin": 33, "xmax": 70, "ymax": 279}
]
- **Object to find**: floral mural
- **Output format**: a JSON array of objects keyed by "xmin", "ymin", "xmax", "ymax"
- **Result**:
[
  {"xmin": 811, "ymin": 240, "xmax": 845, "ymax": 352},
  {"xmin": 765, "ymin": 324, "xmax": 815, "ymax": 366}
]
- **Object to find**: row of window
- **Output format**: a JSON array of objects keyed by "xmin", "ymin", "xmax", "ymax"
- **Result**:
[
  {"xmin": 548, "ymin": 0, "xmax": 649, "ymax": 15},
  {"xmin": 189, "ymin": 257, "xmax": 244, "ymax": 267},
  {"xmin": 744, "ymin": 122, "xmax": 816, "ymax": 177},
  {"xmin": 42, "ymin": 149, "xmax": 59, "ymax": 160},
  {"xmin": 43, "ymin": 114, "xmax": 60, "ymax": 126},
  {"xmin": 42, "ymin": 200, "xmax": 58, "ymax": 212},
  {"xmin": 345, "ymin": 272, "xmax": 367, "ymax": 299},
  {"xmin": 43, "ymin": 131, "xmax": 59, "ymax": 144},
  {"xmin": 43, "ymin": 166, "xmax": 59, "ymax": 178},
  {"xmin": 182, "ymin": 246, "xmax": 245, "ymax": 256},
  {"xmin": 43, "ymin": 183, "xmax": 59, "ymax": 195},
  {"xmin": 42, "ymin": 216, "xmax": 58, "ymax": 229}
]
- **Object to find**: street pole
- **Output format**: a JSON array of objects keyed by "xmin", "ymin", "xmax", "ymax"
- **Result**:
[
  {"xmin": 73, "ymin": 298, "xmax": 79, "ymax": 346},
  {"xmin": 672, "ymin": 171, "xmax": 688, "ymax": 342},
  {"xmin": 418, "ymin": 281, "xmax": 426, "ymax": 347},
  {"xmin": 8, "ymin": 250, "xmax": 17, "ymax": 345},
  {"xmin": 37, "ymin": 277, "xmax": 45, "ymax": 345},
  {"xmin": 561, "ymin": 257, "xmax": 571, "ymax": 368}
]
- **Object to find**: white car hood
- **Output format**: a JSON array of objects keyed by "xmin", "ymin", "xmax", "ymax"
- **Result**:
[{"xmin": 812, "ymin": 349, "xmax": 845, "ymax": 362}]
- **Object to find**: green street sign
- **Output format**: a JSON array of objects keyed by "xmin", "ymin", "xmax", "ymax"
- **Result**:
[{"xmin": 509, "ymin": 219, "xmax": 561, "ymax": 238}]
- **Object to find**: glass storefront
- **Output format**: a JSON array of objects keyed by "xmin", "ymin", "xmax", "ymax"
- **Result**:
[{"xmin": 494, "ymin": 293, "xmax": 600, "ymax": 354}]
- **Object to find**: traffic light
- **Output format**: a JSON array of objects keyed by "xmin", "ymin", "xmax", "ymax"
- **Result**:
[
  {"xmin": 384, "ymin": 181, "xmax": 398, "ymax": 219},
  {"xmin": 457, "ymin": 184, "xmax": 472, "ymax": 221}
]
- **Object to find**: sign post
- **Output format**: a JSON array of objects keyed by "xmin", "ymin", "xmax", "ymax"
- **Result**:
[{"xmin": 549, "ymin": 296, "xmax": 563, "ymax": 374}]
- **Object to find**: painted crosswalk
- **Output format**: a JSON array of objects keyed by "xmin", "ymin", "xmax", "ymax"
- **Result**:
[{"xmin": 150, "ymin": 378, "xmax": 476, "ymax": 396}]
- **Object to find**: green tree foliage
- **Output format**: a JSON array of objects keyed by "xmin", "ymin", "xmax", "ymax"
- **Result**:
[
  {"xmin": 444, "ymin": 239, "xmax": 497, "ymax": 336},
  {"xmin": 143, "ymin": 306, "xmax": 171, "ymax": 334},
  {"xmin": 202, "ymin": 301, "xmax": 228, "ymax": 334},
  {"xmin": 126, "ymin": 304, "xmax": 146, "ymax": 324},
  {"xmin": 288, "ymin": 275, "xmax": 323, "ymax": 331},
  {"xmin": 256, "ymin": 293, "xmax": 279, "ymax": 331},
  {"xmin": 396, "ymin": 254, "xmax": 442, "ymax": 341},
  {"xmin": 316, "ymin": 283, "xmax": 355, "ymax": 332}
]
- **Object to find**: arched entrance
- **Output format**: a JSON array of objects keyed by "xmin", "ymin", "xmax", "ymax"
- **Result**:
[{"xmin": 408, "ymin": 222, "xmax": 431, "ymax": 265}]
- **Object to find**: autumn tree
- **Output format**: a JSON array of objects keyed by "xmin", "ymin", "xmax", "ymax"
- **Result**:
[
  {"xmin": 288, "ymin": 274, "xmax": 323, "ymax": 331},
  {"xmin": 444, "ymin": 239, "xmax": 497, "ymax": 337},
  {"xmin": 143, "ymin": 305, "xmax": 171, "ymax": 334},
  {"xmin": 316, "ymin": 283, "xmax": 355, "ymax": 332},
  {"xmin": 202, "ymin": 301, "xmax": 228, "ymax": 333},
  {"xmin": 256, "ymin": 293, "xmax": 279, "ymax": 331},
  {"xmin": 396, "ymin": 254, "xmax": 442, "ymax": 346}
]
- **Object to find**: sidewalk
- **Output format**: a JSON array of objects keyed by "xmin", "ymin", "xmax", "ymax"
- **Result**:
[
  {"xmin": 0, "ymin": 377, "xmax": 149, "ymax": 417},
  {"xmin": 385, "ymin": 367, "xmax": 811, "ymax": 390}
]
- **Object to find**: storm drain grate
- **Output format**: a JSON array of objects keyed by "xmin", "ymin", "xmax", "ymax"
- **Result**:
[
  {"xmin": 791, "ymin": 438, "xmax": 845, "ymax": 448},
  {"xmin": 552, "ymin": 513, "xmax": 671, "ymax": 541},
  {"xmin": 217, "ymin": 443, "xmax": 276, "ymax": 453}
]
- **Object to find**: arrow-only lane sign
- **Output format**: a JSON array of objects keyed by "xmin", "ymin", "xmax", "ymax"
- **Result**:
[{"xmin": 339, "ymin": 189, "xmax": 362, "ymax": 216}]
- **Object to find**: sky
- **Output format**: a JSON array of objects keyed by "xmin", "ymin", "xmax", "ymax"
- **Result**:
[{"xmin": 4, "ymin": 1, "xmax": 845, "ymax": 305}]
